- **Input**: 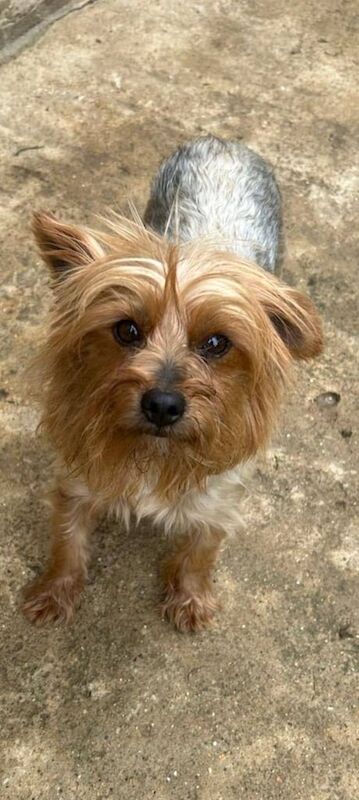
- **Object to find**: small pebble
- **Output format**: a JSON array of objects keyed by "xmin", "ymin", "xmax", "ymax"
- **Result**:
[
  {"xmin": 314, "ymin": 391, "xmax": 341, "ymax": 408},
  {"xmin": 338, "ymin": 623, "xmax": 354, "ymax": 639}
]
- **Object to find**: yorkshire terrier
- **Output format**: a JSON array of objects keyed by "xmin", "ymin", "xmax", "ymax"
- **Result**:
[{"xmin": 22, "ymin": 135, "xmax": 322, "ymax": 632}]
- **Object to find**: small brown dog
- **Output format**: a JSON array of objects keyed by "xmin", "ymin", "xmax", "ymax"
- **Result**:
[{"xmin": 22, "ymin": 136, "xmax": 322, "ymax": 631}]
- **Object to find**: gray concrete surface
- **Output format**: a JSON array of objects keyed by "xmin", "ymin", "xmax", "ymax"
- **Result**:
[{"xmin": 0, "ymin": 1, "xmax": 358, "ymax": 798}]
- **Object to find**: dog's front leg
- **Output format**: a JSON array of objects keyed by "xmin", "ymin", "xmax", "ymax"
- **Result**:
[
  {"xmin": 22, "ymin": 477, "xmax": 96, "ymax": 625},
  {"xmin": 161, "ymin": 527, "xmax": 225, "ymax": 632}
]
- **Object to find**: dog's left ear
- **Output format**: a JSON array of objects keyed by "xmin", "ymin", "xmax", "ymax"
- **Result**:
[
  {"xmin": 33, "ymin": 211, "xmax": 105, "ymax": 277},
  {"xmin": 263, "ymin": 285, "xmax": 323, "ymax": 360}
]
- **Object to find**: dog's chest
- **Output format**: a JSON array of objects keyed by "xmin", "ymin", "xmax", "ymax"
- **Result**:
[{"xmin": 109, "ymin": 465, "xmax": 247, "ymax": 536}]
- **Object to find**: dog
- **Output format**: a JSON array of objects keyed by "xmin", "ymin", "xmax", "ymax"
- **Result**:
[{"xmin": 22, "ymin": 135, "xmax": 322, "ymax": 632}]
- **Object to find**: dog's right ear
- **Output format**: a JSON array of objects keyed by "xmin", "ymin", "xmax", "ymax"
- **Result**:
[{"xmin": 32, "ymin": 212, "xmax": 105, "ymax": 277}]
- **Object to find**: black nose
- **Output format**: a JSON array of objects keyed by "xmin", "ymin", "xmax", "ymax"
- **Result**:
[{"xmin": 141, "ymin": 389, "xmax": 185, "ymax": 427}]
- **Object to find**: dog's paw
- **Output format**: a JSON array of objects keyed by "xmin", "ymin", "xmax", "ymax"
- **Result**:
[
  {"xmin": 21, "ymin": 575, "xmax": 83, "ymax": 626},
  {"xmin": 161, "ymin": 586, "xmax": 218, "ymax": 633}
]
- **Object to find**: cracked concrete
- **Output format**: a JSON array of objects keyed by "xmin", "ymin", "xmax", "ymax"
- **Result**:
[{"xmin": 0, "ymin": 1, "xmax": 358, "ymax": 798}]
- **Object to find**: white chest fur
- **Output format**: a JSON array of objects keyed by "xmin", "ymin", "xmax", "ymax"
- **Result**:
[{"xmin": 108, "ymin": 464, "xmax": 249, "ymax": 537}]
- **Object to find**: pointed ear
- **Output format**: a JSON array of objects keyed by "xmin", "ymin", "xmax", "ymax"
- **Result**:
[
  {"xmin": 32, "ymin": 212, "xmax": 105, "ymax": 276},
  {"xmin": 264, "ymin": 285, "xmax": 323, "ymax": 360}
]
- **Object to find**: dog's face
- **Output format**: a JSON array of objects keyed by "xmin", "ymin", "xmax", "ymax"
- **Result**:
[{"xmin": 33, "ymin": 213, "xmax": 322, "ymax": 498}]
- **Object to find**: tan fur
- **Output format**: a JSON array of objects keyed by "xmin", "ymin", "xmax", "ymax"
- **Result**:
[
  {"xmin": 162, "ymin": 528, "xmax": 225, "ymax": 632},
  {"xmin": 22, "ymin": 477, "xmax": 96, "ymax": 625},
  {"xmin": 21, "ymin": 213, "xmax": 323, "ymax": 631}
]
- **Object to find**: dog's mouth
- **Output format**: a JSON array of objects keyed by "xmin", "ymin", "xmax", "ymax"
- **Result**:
[
  {"xmin": 142, "ymin": 419, "xmax": 193, "ymax": 441},
  {"xmin": 145, "ymin": 426, "xmax": 173, "ymax": 438},
  {"xmin": 123, "ymin": 413, "xmax": 197, "ymax": 443}
]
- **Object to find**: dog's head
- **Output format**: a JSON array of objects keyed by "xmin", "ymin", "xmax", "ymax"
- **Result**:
[{"xmin": 33, "ymin": 212, "xmax": 322, "ymax": 498}]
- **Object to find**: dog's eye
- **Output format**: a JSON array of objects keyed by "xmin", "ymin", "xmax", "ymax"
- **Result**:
[
  {"xmin": 198, "ymin": 334, "xmax": 231, "ymax": 359},
  {"xmin": 113, "ymin": 319, "xmax": 143, "ymax": 346}
]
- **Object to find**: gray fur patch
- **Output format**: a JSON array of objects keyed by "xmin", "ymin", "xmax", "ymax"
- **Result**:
[{"xmin": 144, "ymin": 135, "xmax": 282, "ymax": 272}]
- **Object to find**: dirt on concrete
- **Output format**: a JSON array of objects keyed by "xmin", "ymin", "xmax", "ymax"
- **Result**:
[{"xmin": 0, "ymin": 1, "xmax": 358, "ymax": 798}]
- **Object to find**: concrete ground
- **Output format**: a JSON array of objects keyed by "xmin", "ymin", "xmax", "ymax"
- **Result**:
[{"xmin": 0, "ymin": 1, "xmax": 358, "ymax": 798}]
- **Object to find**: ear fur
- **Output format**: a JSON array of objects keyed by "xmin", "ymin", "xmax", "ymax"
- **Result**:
[
  {"xmin": 32, "ymin": 211, "xmax": 105, "ymax": 276},
  {"xmin": 265, "ymin": 285, "xmax": 323, "ymax": 360}
]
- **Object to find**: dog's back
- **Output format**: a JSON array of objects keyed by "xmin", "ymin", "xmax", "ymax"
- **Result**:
[{"xmin": 144, "ymin": 135, "xmax": 282, "ymax": 272}]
